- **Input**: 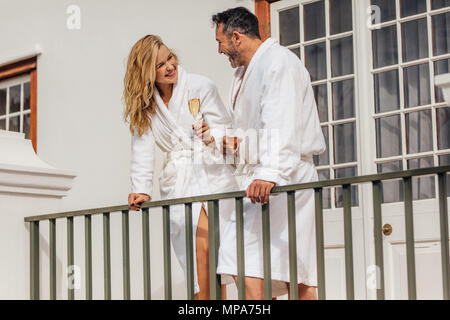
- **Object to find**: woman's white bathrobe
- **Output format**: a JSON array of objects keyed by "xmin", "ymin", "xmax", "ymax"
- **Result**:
[
  {"xmin": 216, "ymin": 38, "xmax": 326, "ymax": 297},
  {"xmin": 130, "ymin": 66, "xmax": 238, "ymax": 294}
]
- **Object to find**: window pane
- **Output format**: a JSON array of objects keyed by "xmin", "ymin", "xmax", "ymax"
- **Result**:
[
  {"xmin": 374, "ymin": 70, "xmax": 400, "ymax": 113},
  {"xmin": 408, "ymin": 157, "xmax": 435, "ymax": 200},
  {"xmin": 401, "ymin": 0, "xmax": 426, "ymax": 17},
  {"xmin": 371, "ymin": 0, "xmax": 396, "ymax": 23},
  {"xmin": 331, "ymin": 36, "xmax": 354, "ymax": 77},
  {"xmin": 305, "ymin": 42, "xmax": 327, "ymax": 81},
  {"xmin": 23, "ymin": 82, "xmax": 30, "ymax": 110},
  {"xmin": 404, "ymin": 63, "xmax": 430, "ymax": 108},
  {"xmin": 313, "ymin": 84, "xmax": 328, "ymax": 123},
  {"xmin": 23, "ymin": 113, "xmax": 31, "ymax": 139},
  {"xmin": 376, "ymin": 115, "xmax": 402, "ymax": 158},
  {"xmin": 9, "ymin": 115, "xmax": 19, "ymax": 132},
  {"xmin": 406, "ymin": 110, "xmax": 433, "ymax": 154},
  {"xmin": 378, "ymin": 161, "xmax": 404, "ymax": 203},
  {"xmin": 372, "ymin": 25, "xmax": 398, "ymax": 69},
  {"xmin": 318, "ymin": 170, "xmax": 331, "ymax": 209},
  {"xmin": 432, "ymin": 12, "xmax": 450, "ymax": 56},
  {"xmin": 432, "ymin": 0, "xmax": 450, "ymax": 10},
  {"xmin": 330, "ymin": 0, "xmax": 353, "ymax": 35},
  {"xmin": 437, "ymin": 107, "xmax": 450, "ymax": 150},
  {"xmin": 314, "ymin": 126, "xmax": 329, "ymax": 166},
  {"xmin": 332, "ymin": 79, "xmax": 355, "ymax": 120},
  {"xmin": 304, "ymin": 1, "xmax": 325, "ymax": 41},
  {"xmin": 279, "ymin": 6, "xmax": 300, "ymax": 46},
  {"xmin": 434, "ymin": 59, "xmax": 450, "ymax": 103},
  {"xmin": 334, "ymin": 122, "xmax": 357, "ymax": 164},
  {"xmin": 0, "ymin": 119, "xmax": 5, "ymax": 130},
  {"xmin": 290, "ymin": 47, "xmax": 300, "ymax": 59},
  {"xmin": 439, "ymin": 154, "xmax": 450, "ymax": 196},
  {"xmin": 402, "ymin": 18, "xmax": 429, "ymax": 62},
  {"xmin": 0, "ymin": 88, "xmax": 6, "ymax": 116},
  {"xmin": 335, "ymin": 167, "xmax": 359, "ymax": 207},
  {"xmin": 9, "ymin": 85, "xmax": 21, "ymax": 114}
]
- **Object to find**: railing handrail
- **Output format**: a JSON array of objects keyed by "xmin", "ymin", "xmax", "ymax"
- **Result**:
[{"xmin": 24, "ymin": 165, "xmax": 450, "ymax": 222}]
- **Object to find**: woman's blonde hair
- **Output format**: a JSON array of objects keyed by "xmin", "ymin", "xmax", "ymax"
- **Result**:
[{"xmin": 123, "ymin": 35, "xmax": 177, "ymax": 137}]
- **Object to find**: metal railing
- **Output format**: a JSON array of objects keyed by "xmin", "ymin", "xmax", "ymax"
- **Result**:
[{"xmin": 24, "ymin": 165, "xmax": 450, "ymax": 300}]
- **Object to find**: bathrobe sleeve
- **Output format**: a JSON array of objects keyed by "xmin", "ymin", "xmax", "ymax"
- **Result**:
[
  {"xmin": 130, "ymin": 127, "xmax": 155, "ymax": 196},
  {"xmin": 252, "ymin": 59, "xmax": 307, "ymax": 186}
]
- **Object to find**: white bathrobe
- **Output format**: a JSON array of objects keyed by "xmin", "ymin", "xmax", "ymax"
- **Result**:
[
  {"xmin": 130, "ymin": 66, "xmax": 238, "ymax": 294},
  {"xmin": 216, "ymin": 38, "xmax": 326, "ymax": 297}
]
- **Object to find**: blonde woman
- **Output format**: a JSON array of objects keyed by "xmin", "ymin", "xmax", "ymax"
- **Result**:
[{"xmin": 124, "ymin": 35, "xmax": 237, "ymax": 299}]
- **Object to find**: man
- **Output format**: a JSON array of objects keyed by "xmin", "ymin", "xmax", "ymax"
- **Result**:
[{"xmin": 212, "ymin": 7, "xmax": 326, "ymax": 300}]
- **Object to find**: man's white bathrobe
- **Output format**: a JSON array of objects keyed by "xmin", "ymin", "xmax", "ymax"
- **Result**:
[
  {"xmin": 130, "ymin": 66, "xmax": 238, "ymax": 294},
  {"xmin": 216, "ymin": 38, "xmax": 326, "ymax": 297}
]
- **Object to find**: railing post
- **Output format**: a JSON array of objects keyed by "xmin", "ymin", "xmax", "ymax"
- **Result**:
[
  {"xmin": 208, "ymin": 200, "xmax": 221, "ymax": 300},
  {"xmin": 287, "ymin": 191, "xmax": 298, "ymax": 300},
  {"xmin": 103, "ymin": 212, "xmax": 111, "ymax": 300},
  {"xmin": 185, "ymin": 203, "xmax": 195, "ymax": 300},
  {"xmin": 122, "ymin": 210, "xmax": 131, "ymax": 300},
  {"xmin": 30, "ymin": 221, "xmax": 40, "ymax": 300},
  {"xmin": 372, "ymin": 181, "xmax": 385, "ymax": 300},
  {"xmin": 262, "ymin": 202, "xmax": 272, "ymax": 300},
  {"xmin": 403, "ymin": 177, "xmax": 417, "ymax": 300},
  {"xmin": 85, "ymin": 215, "xmax": 92, "ymax": 300},
  {"xmin": 162, "ymin": 206, "xmax": 172, "ymax": 300},
  {"xmin": 342, "ymin": 184, "xmax": 355, "ymax": 300},
  {"xmin": 314, "ymin": 188, "xmax": 326, "ymax": 300},
  {"xmin": 67, "ymin": 217, "xmax": 74, "ymax": 300},
  {"xmin": 49, "ymin": 219, "xmax": 56, "ymax": 300},
  {"xmin": 438, "ymin": 173, "xmax": 449, "ymax": 300},
  {"xmin": 142, "ymin": 208, "xmax": 151, "ymax": 300},
  {"xmin": 235, "ymin": 197, "xmax": 246, "ymax": 300}
]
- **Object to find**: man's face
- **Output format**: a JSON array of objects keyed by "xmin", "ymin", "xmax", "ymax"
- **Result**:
[{"xmin": 215, "ymin": 24, "xmax": 242, "ymax": 68}]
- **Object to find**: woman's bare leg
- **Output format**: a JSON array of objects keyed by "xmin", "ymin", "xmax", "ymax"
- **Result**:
[{"xmin": 287, "ymin": 283, "xmax": 318, "ymax": 300}]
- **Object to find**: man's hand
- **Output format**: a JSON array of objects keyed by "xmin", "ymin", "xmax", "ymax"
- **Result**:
[
  {"xmin": 128, "ymin": 193, "xmax": 150, "ymax": 211},
  {"xmin": 222, "ymin": 136, "xmax": 243, "ymax": 157},
  {"xmin": 246, "ymin": 180, "xmax": 275, "ymax": 205}
]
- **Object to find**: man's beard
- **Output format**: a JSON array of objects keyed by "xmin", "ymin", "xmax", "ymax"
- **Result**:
[{"xmin": 228, "ymin": 46, "xmax": 241, "ymax": 68}]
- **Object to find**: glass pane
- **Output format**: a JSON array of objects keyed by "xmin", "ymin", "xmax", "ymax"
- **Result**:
[
  {"xmin": 402, "ymin": 18, "xmax": 429, "ymax": 62},
  {"xmin": 378, "ymin": 161, "xmax": 404, "ymax": 203},
  {"xmin": 330, "ymin": 0, "xmax": 353, "ymax": 35},
  {"xmin": 279, "ymin": 6, "xmax": 300, "ymax": 46},
  {"xmin": 9, "ymin": 116, "xmax": 19, "ymax": 132},
  {"xmin": 318, "ymin": 170, "xmax": 331, "ymax": 209},
  {"xmin": 0, "ymin": 119, "xmax": 5, "ymax": 130},
  {"xmin": 406, "ymin": 110, "xmax": 433, "ymax": 154},
  {"xmin": 23, "ymin": 82, "xmax": 30, "ymax": 110},
  {"xmin": 335, "ymin": 167, "xmax": 359, "ymax": 207},
  {"xmin": 376, "ymin": 115, "xmax": 402, "ymax": 158},
  {"xmin": 305, "ymin": 42, "xmax": 327, "ymax": 81},
  {"xmin": 23, "ymin": 113, "xmax": 31, "ymax": 139},
  {"xmin": 434, "ymin": 59, "xmax": 450, "ymax": 103},
  {"xmin": 332, "ymin": 79, "xmax": 355, "ymax": 120},
  {"xmin": 304, "ymin": 1, "xmax": 325, "ymax": 41},
  {"xmin": 334, "ymin": 122, "xmax": 357, "ymax": 164},
  {"xmin": 331, "ymin": 36, "xmax": 354, "ymax": 77},
  {"xmin": 437, "ymin": 107, "xmax": 450, "ymax": 150},
  {"xmin": 9, "ymin": 85, "xmax": 21, "ymax": 114},
  {"xmin": 374, "ymin": 70, "xmax": 400, "ymax": 113},
  {"xmin": 432, "ymin": 12, "xmax": 450, "ymax": 56},
  {"xmin": 313, "ymin": 84, "xmax": 328, "ymax": 123},
  {"xmin": 0, "ymin": 88, "xmax": 6, "ymax": 116},
  {"xmin": 372, "ymin": 25, "xmax": 398, "ymax": 69},
  {"xmin": 314, "ymin": 126, "xmax": 329, "ymax": 166},
  {"xmin": 400, "ymin": 0, "xmax": 426, "ymax": 17},
  {"xmin": 371, "ymin": 0, "xmax": 397, "ymax": 23},
  {"xmin": 439, "ymin": 154, "xmax": 450, "ymax": 196},
  {"xmin": 404, "ymin": 63, "xmax": 431, "ymax": 108},
  {"xmin": 432, "ymin": 0, "xmax": 450, "ymax": 10},
  {"xmin": 408, "ymin": 157, "xmax": 436, "ymax": 200},
  {"xmin": 290, "ymin": 47, "xmax": 300, "ymax": 59}
]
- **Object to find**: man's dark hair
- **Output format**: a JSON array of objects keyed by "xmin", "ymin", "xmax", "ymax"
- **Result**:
[{"xmin": 212, "ymin": 7, "xmax": 261, "ymax": 39}]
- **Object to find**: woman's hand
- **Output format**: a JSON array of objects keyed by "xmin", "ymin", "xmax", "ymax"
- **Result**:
[
  {"xmin": 128, "ymin": 193, "xmax": 150, "ymax": 211},
  {"xmin": 193, "ymin": 121, "xmax": 214, "ymax": 145}
]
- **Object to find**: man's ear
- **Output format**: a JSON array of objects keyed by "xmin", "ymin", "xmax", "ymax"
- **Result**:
[{"xmin": 232, "ymin": 30, "xmax": 242, "ymax": 45}]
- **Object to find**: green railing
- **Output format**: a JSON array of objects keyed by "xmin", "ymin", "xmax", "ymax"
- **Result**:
[{"xmin": 24, "ymin": 166, "xmax": 450, "ymax": 300}]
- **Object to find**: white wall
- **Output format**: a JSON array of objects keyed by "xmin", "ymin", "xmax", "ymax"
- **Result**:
[{"xmin": 0, "ymin": 0, "xmax": 252, "ymax": 299}]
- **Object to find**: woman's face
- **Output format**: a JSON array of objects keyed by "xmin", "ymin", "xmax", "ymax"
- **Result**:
[{"xmin": 155, "ymin": 45, "xmax": 178, "ymax": 86}]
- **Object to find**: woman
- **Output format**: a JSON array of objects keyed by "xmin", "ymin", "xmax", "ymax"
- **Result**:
[{"xmin": 123, "ymin": 35, "xmax": 238, "ymax": 299}]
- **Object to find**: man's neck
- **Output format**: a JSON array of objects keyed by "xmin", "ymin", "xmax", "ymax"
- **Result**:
[{"xmin": 242, "ymin": 38, "xmax": 263, "ymax": 71}]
